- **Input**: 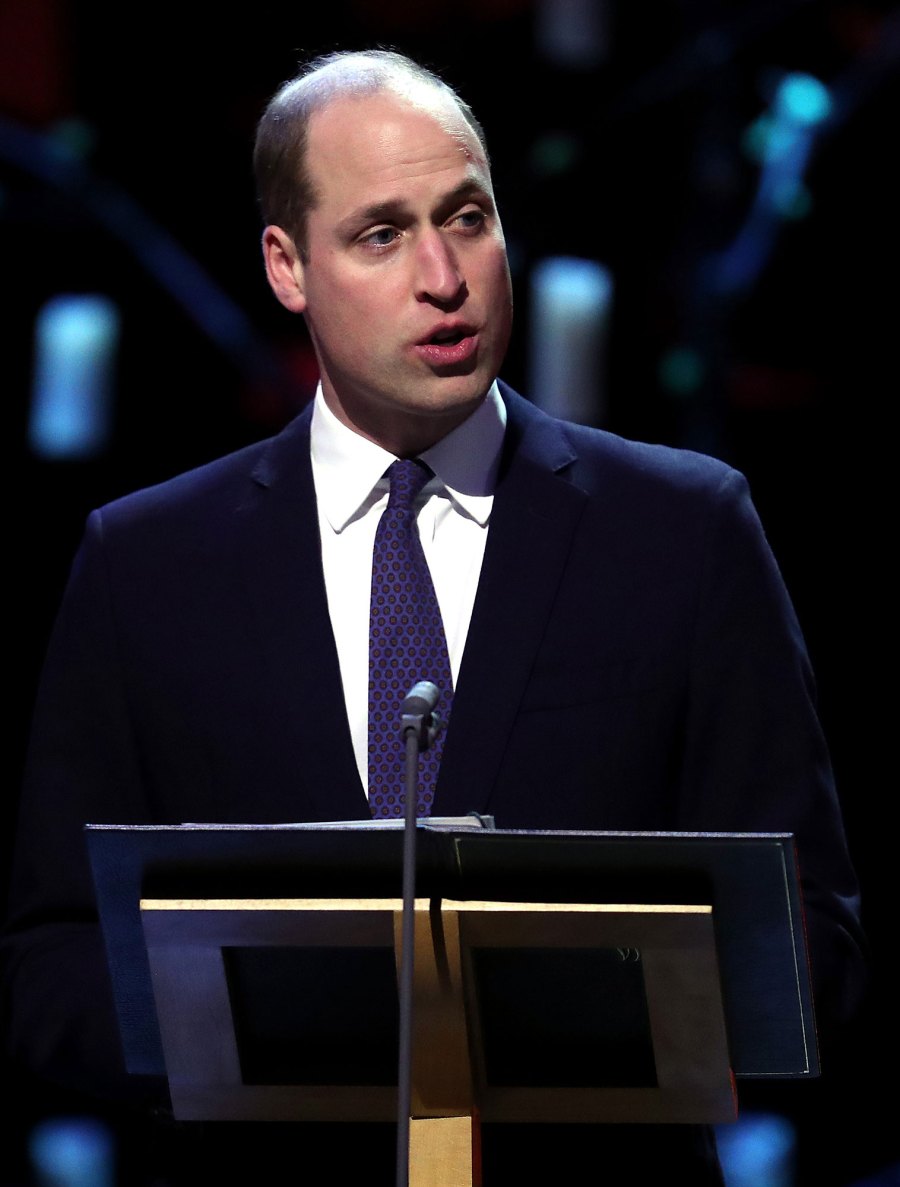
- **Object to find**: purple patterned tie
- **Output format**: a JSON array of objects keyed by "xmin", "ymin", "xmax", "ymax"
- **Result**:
[{"xmin": 369, "ymin": 459, "xmax": 453, "ymax": 817}]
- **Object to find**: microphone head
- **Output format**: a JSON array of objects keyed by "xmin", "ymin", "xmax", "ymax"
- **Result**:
[{"xmin": 401, "ymin": 680, "xmax": 440, "ymax": 716}]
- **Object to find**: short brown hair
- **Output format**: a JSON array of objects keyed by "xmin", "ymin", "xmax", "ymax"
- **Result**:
[{"xmin": 253, "ymin": 49, "xmax": 489, "ymax": 260}]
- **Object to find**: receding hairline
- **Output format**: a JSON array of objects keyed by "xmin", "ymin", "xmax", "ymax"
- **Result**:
[
  {"xmin": 305, "ymin": 85, "xmax": 491, "ymax": 178},
  {"xmin": 267, "ymin": 50, "xmax": 488, "ymax": 157}
]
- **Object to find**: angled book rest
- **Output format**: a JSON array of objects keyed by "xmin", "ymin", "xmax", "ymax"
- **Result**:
[{"xmin": 88, "ymin": 824, "xmax": 817, "ymax": 1186}]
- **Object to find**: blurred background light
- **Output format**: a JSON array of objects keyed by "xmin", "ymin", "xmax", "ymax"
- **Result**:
[
  {"xmin": 530, "ymin": 131, "xmax": 581, "ymax": 179},
  {"xmin": 716, "ymin": 1112, "xmax": 796, "ymax": 1187},
  {"xmin": 529, "ymin": 256, "xmax": 614, "ymax": 426},
  {"xmin": 659, "ymin": 346, "xmax": 706, "ymax": 397},
  {"xmin": 29, "ymin": 294, "xmax": 120, "ymax": 460},
  {"xmin": 28, "ymin": 1117, "xmax": 115, "ymax": 1187},
  {"xmin": 769, "ymin": 179, "xmax": 812, "ymax": 219},
  {"xmin": 535, "ymin": 0, "xmax": 610, "ymax": 67},
  {"xmin": 776, "ymin": 73, "xmax": 833, "ymax": 127},
  {"xmin": 716, "ymin": 71, "xmax": 831, "ymax": 294},
  {"xmin": 47, "ymin": 116, "xmax": 96, "ymax": 161}
]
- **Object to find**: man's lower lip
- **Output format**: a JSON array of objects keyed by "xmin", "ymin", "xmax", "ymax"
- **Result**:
[{"xmin": 414, "ymin": 333, "xmax": 478, "ymax": 366}]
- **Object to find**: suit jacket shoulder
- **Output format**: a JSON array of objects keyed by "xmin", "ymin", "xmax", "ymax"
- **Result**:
[{"xmin": 92, "ymin": 402, "xmax": 316, "ymax": 545}]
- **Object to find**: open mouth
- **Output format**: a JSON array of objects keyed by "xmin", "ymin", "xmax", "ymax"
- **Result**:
[
  {"xmin": 427, "ymin": 327, "xmax": 469, "ymax": 346},
  {"xmin": 413, "ymin": 326, "xmax": 479, "ymax": 367}
]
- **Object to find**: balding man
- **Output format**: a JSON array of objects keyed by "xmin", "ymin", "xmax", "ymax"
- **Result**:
[{"xmin": 3, "ymin": 51, "xmax": 864, "ymax": 1185}]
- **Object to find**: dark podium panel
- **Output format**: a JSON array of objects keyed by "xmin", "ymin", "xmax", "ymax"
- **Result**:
[{"xmin": 86, "ymin": 823, "xmax": 817, "ymax": 1095}]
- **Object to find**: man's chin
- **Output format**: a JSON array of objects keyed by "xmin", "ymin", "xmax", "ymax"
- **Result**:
[{"xmin": 416, "ymin": 378, "xmax": 491, "ymax": 420}]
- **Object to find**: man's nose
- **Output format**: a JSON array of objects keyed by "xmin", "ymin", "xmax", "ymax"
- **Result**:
[{"xmin": 415, "ymin": 231, "xmax": 465, "ymax": 304}]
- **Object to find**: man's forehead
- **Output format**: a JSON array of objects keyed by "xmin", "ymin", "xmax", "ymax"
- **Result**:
[{"xmin": 307, "ymin": 86, "xmax": 485, "ymax": 168}]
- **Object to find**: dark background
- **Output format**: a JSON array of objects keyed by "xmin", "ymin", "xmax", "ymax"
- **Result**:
[{"xmin": 2, "ymin": 1, "xmax": 897, "ymax": 1183}]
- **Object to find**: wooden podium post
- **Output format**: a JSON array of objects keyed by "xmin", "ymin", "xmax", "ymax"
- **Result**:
[{"xmin": 404, "ymin": 902, "xmax": 479, "ymax": 1186}]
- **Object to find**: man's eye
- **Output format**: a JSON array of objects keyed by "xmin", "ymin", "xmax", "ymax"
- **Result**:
[
  {"xmin": 361, "ymin": 227, "xmax": 399, "ymax": 248},
  {"xmin": 453, "ymin": 208, "xmax": 486, "ymax": 231}
]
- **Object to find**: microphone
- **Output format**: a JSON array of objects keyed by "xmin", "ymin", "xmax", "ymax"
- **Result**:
[
  {"xmin": 400, "ymin": 680, "xmax": 443, "ymax": 751},
  {"xmin": 396, "ymin": 678, "xmax": 442, "ymax": 1187},
  {"xmin": 401, "ymin": 680, "xmax": 439, "ymax": 717}
]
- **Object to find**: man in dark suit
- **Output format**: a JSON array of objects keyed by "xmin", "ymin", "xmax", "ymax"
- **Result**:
[{"xmin": 2, "ymin": 49, "xmax": 864, "ymax": 1184}]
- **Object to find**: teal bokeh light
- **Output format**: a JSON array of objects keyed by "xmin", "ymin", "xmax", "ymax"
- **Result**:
[
  {"xmin": 776, "ymin": 73, "xmax": 833, "ymax": 127},
  {"xmin": 659, "ymin": 347, "xmax": 705, "ymax": 397}
]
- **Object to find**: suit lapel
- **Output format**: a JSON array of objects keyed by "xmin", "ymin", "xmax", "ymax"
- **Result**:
[
  {"xmin": 434, "ymin": 385, "xmax": 587, "ymax": 818},
  {"xmin": 231, "ymin": 404, "xmax": 369, "ymax": 821}
]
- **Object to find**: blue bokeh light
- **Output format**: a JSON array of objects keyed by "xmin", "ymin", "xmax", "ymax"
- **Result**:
[
  {"xmin": 28, "ymin": 1117, "xmax": 115, "ymax": 1187},
  {"xmin": 29, "ymin": 294, "xmax": 120, "ymax": 460},
  {"xmin": 717, "ymin": 1112, "xmax": 796, "ymax": 1187}
]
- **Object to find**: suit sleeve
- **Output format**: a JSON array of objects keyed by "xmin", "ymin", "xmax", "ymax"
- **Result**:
[
  {"xmin": 1, "ymin": 510, "xmax": 163, "ymax": 1104},
  {"xmin": 676, "ymin": 469, "xmax": 866, "ymax": 1031}
]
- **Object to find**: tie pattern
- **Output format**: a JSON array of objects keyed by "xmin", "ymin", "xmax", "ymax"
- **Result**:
[{"xmin": 369, "ymin": 459, "xmax": 453, "ymax": 817}]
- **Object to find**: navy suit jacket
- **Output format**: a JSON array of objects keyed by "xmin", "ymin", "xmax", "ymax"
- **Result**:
[{"xmin": 2, "ymin": 383, "xmax": 864, "ymax": 1178}]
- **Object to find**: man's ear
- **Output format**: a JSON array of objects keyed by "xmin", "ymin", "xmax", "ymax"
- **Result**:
[{"xmin": 262, "ymin": 225, "xmax": 306, "ymax": 314}]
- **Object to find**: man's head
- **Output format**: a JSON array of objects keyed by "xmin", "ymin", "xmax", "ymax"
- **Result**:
[
  {"xmin": 254, "ymin": 50, "xmax": 490, "ymax": 262},
  {"xmin": 257, "ymin": 50, "xmax": 513, "ymax": 456}
]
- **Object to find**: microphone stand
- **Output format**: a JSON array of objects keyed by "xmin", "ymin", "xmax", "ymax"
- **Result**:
[{"xmin": 395, "ymin": 682, "xmax": 442, "ymax": 1187}]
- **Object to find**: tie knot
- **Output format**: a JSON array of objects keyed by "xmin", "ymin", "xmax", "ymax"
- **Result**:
[{"xmin": 386, "ymin": 458, "xmax": 432, "ymax": 512}]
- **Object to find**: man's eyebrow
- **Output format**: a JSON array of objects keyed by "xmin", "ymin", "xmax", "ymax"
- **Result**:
[
  {"xmin": 338, "ymin": 198, "xmax": 410, "ymax": 234},
  {"xmin": 437, "ymin": 179, "xmax": 494, "ymax": 211},
  {"xmin": 338, "ymin": 180, "xmax": 494, "ymax": 235}
]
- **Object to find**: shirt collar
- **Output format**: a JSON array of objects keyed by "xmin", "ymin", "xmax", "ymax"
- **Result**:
[{"xmin": 311, "ymin": 383, "xmax": 507, "ymax": 533}]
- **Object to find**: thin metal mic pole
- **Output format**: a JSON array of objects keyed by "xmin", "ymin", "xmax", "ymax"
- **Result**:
[
  {"xmin": 395, "ymin": 726, "xmax": 420, "ymax": 1187},
  {"xmin": 394, "ymin": 680, "xmax": 441, "ymax": 1187}
]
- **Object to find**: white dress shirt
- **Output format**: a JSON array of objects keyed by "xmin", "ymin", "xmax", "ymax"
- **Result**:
[{"xmin": 310, "ymin": 383, "xmax": 507, "ymax": 795}]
